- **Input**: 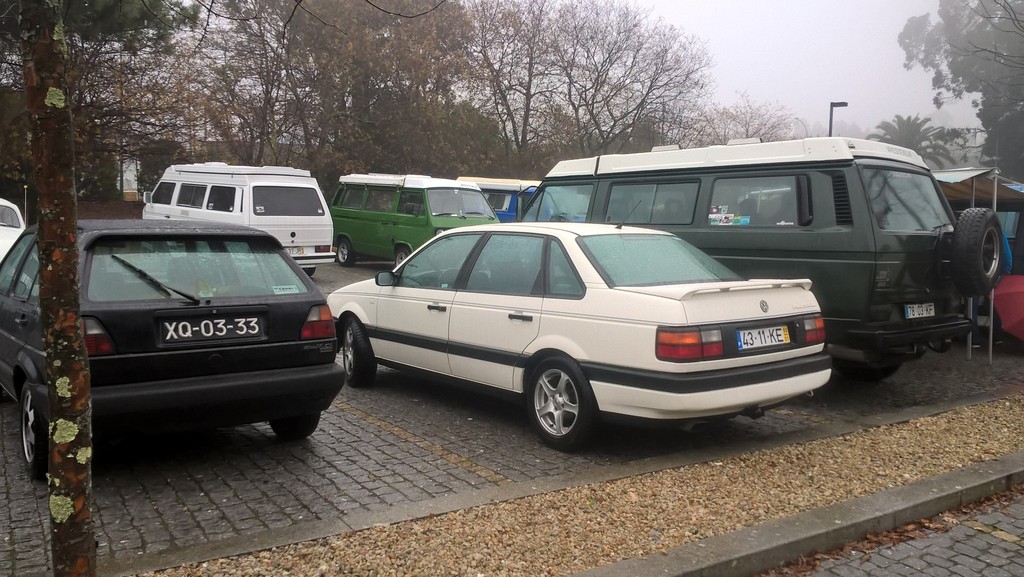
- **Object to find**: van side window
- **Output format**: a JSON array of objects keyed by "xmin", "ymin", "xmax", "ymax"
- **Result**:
[
  {"xmin": 397, "ymin": 190, "xmax": 424, "ymax": 216},
  {"xmin": 709, "ymin": 176, "xmax": 799, "ymax": 226},
  {"xmin": 339, "ymin": 187, "xmax": 365, "ymax": 209},
  {"xmin": 207, "ymin": 186, "xmax": 236, "ymax": 212},
  {"xmin": 152, "ymin": 182, "xmax": 175, "ymax": 205},
  {"xmin": 176, "ymin": 184, "xmax": 207, "ymax": 208},
  {"xmin": 365, "ymin": 188, "xmax": 394, "ymax": 212},
  {"xmin": 607, "ymin": 182, "xmax": 698, "ymax": 224}
]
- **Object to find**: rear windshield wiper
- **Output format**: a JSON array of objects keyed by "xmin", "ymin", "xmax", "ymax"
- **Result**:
[{"xmin": 111, "ymin": 255, "xmax": 201, "ymax": 305}]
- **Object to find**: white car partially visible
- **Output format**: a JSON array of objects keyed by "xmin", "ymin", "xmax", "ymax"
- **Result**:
[
  {"xmin": 0, "ymin": 198, "xmax": 25, "ymax": 259},
  {"xmin": 328, "ymin": 222, "xmax": 831, "ymax": 451}
]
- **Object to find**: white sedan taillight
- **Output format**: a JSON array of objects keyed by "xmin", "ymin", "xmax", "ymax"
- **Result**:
[{"xmin": 655, "ymin": 327, "xmax": 724, "ymax": 361}]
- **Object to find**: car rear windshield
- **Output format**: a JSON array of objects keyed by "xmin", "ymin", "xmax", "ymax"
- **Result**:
[
  {"xmin": 862, "ymin": 167, "xmax": 952, "ymax": 231},
  {"xmin": 252, "ymin": 186, "xmax": 326, "ymax": 216},
  {"xmin": 426, "ymin": 188, "xmax": 496, "ymax": 218},
  {"xmin": 86, "ymin": 236, "xmax": 309, "ymax": 302},
  {"xmin": 578, "ymin": 233, "xmax": 743, "ymax": 287}
]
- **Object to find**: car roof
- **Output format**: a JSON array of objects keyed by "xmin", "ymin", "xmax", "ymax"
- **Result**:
[
  {"xmin": 440, "ymin": 221, "xmax": 674, "ymax": 240},
  {"xmin": 26, "ymin": 219, "xmax": 276, "ymax": 248},
  {"xmin": 546, "ymin": 137, "xmax": 929, "ymax": 178}
]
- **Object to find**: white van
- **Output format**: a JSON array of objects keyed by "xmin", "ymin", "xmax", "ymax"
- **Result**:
[{"xmin": 142, "ymin": 163, "xmax": 335, "ymax": 275}]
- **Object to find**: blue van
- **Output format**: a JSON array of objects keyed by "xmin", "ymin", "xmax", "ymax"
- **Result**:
[{"xmin": 457, "ymin": 177, "xmax": 539, "ymax": 223}]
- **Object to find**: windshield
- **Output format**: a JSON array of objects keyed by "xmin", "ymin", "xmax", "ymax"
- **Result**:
[
  {"xmin": 426, "ymin": 188, "xmax": 496, "ymax": 218},
  {"xmin": 87, "ymin": 236, "xmax": 308, "ymax": 301},
  {"xmin": 521, "ymin": 184, "xmax": 592, "ymax": 222},
  {"xmin": 862, "ymin": 167, "xmax": 952, "ymax": 231},
  {"xmin": 578, "ymin": 233, "xmax": 743, "ymax": 287}
]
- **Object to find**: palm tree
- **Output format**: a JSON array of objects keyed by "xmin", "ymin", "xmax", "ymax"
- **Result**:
[{"xmin": 867, "ymin": 114, "xmax": 955, "ymax": 168}]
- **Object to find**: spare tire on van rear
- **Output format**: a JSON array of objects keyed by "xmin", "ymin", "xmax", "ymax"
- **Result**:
[{"xmin": 951, "ymin": 208, "xmax": 1002, "ymax": 296}]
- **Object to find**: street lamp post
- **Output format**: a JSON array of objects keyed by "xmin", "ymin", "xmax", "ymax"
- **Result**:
[{"xmin": 828, "ymin": 101, "xmax": 848, "ymax": 137}]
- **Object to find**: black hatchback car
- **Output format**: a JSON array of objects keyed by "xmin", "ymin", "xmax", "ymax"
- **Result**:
[{"xmin": 0, "ymin": 220, "xmax": 344, "ymax": 479}]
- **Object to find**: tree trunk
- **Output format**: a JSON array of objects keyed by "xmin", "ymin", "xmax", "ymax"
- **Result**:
[{"xmin": 20, "ymin": 2, "xmax": 97, "ymax": 576}]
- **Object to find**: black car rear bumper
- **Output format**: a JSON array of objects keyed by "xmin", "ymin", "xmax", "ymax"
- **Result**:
[{"xmin": 28, "ymin": 362, "xmax": 343, "ymax": 433}]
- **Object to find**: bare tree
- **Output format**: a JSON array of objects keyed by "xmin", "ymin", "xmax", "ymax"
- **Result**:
[
  {"xmin": 20, "ymin": 1, "xmax": 95, "ymax": 576},
  {"xmin": 693, "ymin": 92, "xmax": 795, "ymax": 146},
  {"xmin": 549, "ymin": 0, "xmax": 712, "ymax": 156},
  {"xmin": 463, "ymin": 0, "xmax": 555, "ymax": 174}
]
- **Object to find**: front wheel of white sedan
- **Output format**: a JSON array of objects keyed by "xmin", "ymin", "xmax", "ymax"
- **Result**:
[
  {"xmin": 527, "ymin": 357, "xmax": 598, "ymax": 452},
  {"xmin": 341, "ymin": 317, "xmax": 377, "ymax": 388}
]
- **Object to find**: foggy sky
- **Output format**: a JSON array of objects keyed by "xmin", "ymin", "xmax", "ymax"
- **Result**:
[{"xmin": 645, "ymin": 0, "xmax": 980, "ymax": 137}]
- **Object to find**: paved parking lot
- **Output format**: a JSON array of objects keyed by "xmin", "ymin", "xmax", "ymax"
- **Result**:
[{"xmin": 3, "ymin": 261, "xmax": 1023, "ymax": 576}]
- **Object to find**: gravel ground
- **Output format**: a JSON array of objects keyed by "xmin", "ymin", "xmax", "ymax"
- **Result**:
[{"xmin": 138, "ymin": 393, "xmax": 1024, "ymax": 577}]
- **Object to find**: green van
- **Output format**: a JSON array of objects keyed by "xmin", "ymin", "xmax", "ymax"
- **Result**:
[
  {"xmin": 521, "ymin": 137, "xmax": 1004, "ymax": 380},
  {"xmin": 331, "ymin": 174, "xmax": 497, "ymax": 267}
]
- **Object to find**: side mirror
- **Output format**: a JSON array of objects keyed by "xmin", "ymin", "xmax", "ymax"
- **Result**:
[
  {"xmin": 376, "ymin": 271, "xmax": 396, "ymax": 286},
  {"xmin": 142, "ymin": 191, "xmax": 153, "ymax": 204}
]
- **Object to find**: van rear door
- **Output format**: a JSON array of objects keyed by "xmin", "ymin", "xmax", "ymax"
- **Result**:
[{"xmin": 249, "ymin": 183, "xmax": 334, "ymax": 265}]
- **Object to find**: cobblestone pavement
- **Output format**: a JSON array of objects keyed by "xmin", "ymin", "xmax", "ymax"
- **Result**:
[
  {"xmin": 802, "ymin": 487, "xmax": 1024, "ymax": 577},
  {"xmin": 3, "ymin": 262, "xmax": 1024, "ymax": 576}
]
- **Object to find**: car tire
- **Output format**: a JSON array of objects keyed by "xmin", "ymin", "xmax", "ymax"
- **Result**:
[
  {"xmin": 269, "ymin": 413, "xmax": 321, "ymax": 441},
  {"xmin": 526, "ymin": 357, "xmax": 598, "ymax": 452},
  {"xmin": 833, "ymin": 359, "xmax": 901, "ymax": 382},
  {"xmin": 952, "ymin": 208, "xmax": 1002, "ymax": 296},
  {"xmin": 336, "ymin": 238, "xmax": 356, "ymax": 267},
  {"xmin": 20, "ymin": 385, "xmax": 47, "ymax": 481},
  {"xmin": 341, "ymin": 317, "xmax": 377, "ymax": 388},
  {"xmin": 394, "ymin": 246, "xmax": 411, "ymax": 267},
  {"xmin": 302, "ymin": 267, "xmax": 316, "ymax": 277}
]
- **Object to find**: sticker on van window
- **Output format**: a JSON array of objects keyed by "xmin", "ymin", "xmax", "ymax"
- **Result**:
[
  {"xmin": 272, "ymin": 285, "xmax": 301, "ymax": 294},
  {"xmin": 255, "ymin": 206, "xmax": 265, "ymax": 213}
]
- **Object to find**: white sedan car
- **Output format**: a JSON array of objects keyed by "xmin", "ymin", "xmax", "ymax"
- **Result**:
[{"xmin": 328, "ymin": 223, "xmax": 831, "ymax": 451}]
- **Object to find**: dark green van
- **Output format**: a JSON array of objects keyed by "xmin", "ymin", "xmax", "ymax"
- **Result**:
[
  {"xmin": 331, "ymin": 174, "xmax": 497, "ymax": 267},
  {"xmin": 521, "ymin": 137, "xmax": 1004, "ymax": 380}
]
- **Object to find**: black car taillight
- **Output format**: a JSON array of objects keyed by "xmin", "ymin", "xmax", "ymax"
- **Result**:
[
  {"xmin": 82, "ymin": 317, "xmax": 114, "ymax": 356},
  {"xmin": 656, "ymin": 327, "xmax": 724, "ymax": 362},
  {"xmin": 301, "ymin": 305, "xmax": 336, "ymax": 340}
]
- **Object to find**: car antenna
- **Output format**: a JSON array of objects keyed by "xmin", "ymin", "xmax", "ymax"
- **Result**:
[{"xmin": 616, "ymin": 200, "xmax": 643, "ymax": 229}]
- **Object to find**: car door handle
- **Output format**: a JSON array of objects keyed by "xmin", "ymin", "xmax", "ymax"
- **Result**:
[
  {"xmin": 427, "ymin": 304, "xmax": 447, "ymax": 312},
  {"xmin": 13, "ymin": 314, "xmax": 28, "ymax": 326},
  {"xmin": 508, "ymin": 313, "xmax": 533, "ymax": 322}
]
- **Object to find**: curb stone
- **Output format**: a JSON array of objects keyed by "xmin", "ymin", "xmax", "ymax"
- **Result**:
[{"xmin": 574, "ymin": 451, "xmax": 1024, "ymax": 577}]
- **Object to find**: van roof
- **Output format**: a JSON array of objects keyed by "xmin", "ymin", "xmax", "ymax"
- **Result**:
[
  {"xmin": 338, "ymin": 173, "xmax": 480, "ymax": 190},
  {"xmin": 545, "ymin": 137, "xmax": 929, "ymax": 178},
  {"xmin": 166, "ymin": 163, "xmax": 313, "ymax": 178},
  {"xmin": 456, "ymin": 176, "xmax": 541, "ymax": 192}
]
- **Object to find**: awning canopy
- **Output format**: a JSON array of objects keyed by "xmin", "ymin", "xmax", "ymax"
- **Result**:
[{"xmin": 933, "ymin": 167, "xmax": 1024, "ymax": 205}]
